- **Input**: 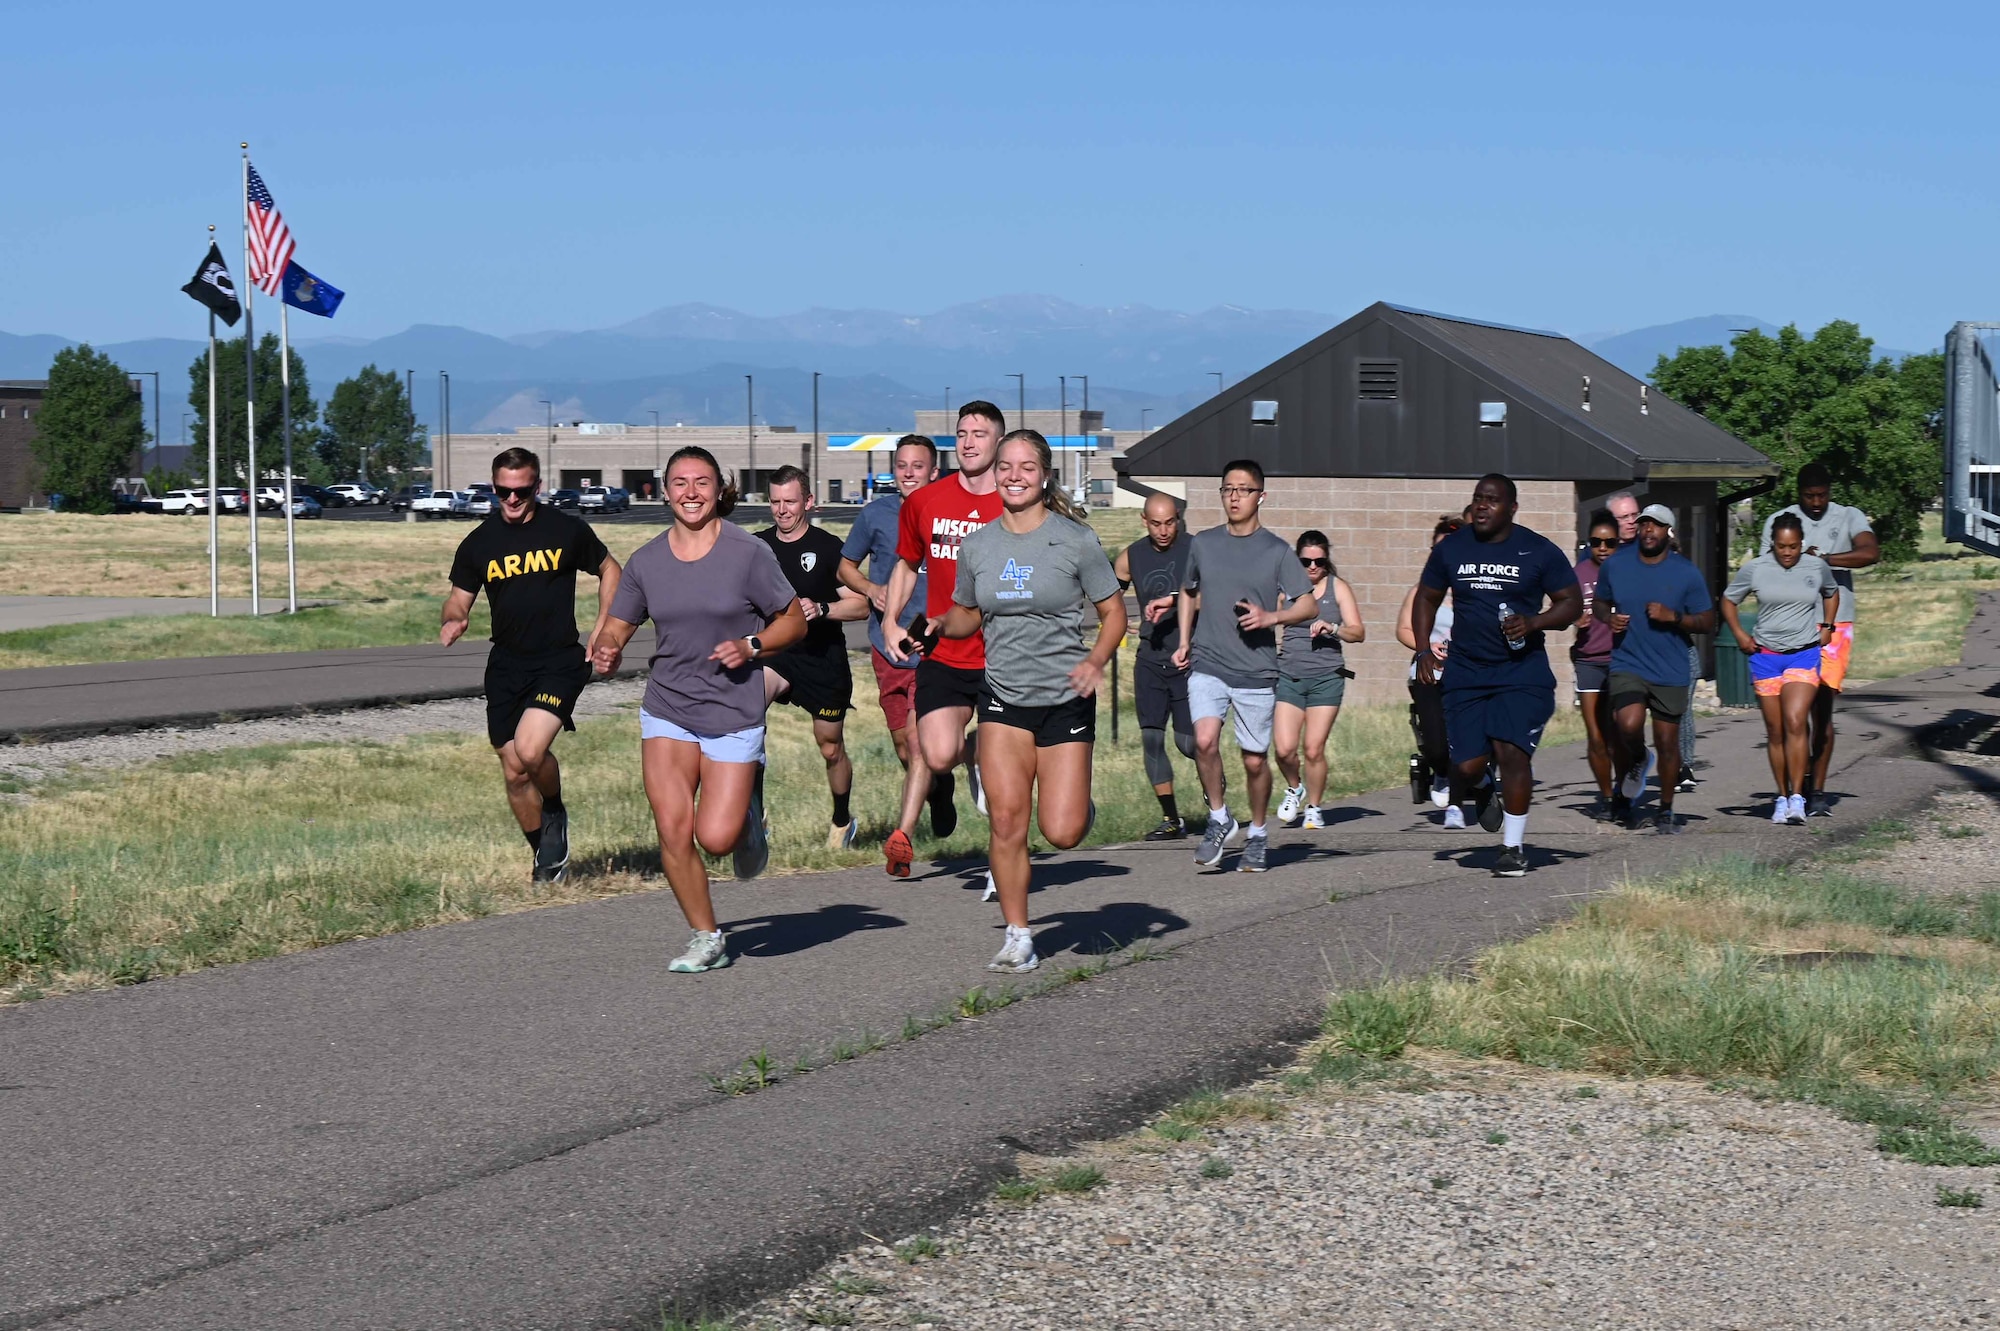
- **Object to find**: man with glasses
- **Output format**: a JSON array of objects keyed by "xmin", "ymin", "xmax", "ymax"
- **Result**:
[
  {"xmin": 441, "ymin": 447, "xmax": 623, "ymax": 883},
  {"xmin": 1115, "ymin": 491, "xmax": 1196, "ymax": 839},
  {"xmin": 1174, "ymin": 459, "xmax": 1318, "ymax": 873}
]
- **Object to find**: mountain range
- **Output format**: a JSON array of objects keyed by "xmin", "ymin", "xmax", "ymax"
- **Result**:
[{"xmin": 0, "ymin": 299, "xmax": 1906, "ymax": 438}]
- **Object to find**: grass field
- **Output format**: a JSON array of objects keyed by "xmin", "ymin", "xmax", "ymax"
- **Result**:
[{"xmin": 1312, "ymin": 854, "xmax": 2000, "ymax": 1167}]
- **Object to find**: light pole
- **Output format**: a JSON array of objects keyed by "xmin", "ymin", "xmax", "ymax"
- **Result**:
[
  {"xmin": 181, "ymin": 412, "xmax": 191, "ymax": 455},
  {"xmin": 1209, "ymin": 371, "xmax": 1223, "ymax": 396},
  {"xmin": 649, "ymin": 409, "xmax": 660, "ymax": 500},
  {"xmin": 811, "ymin": 371, "xmax": 821, "ymax": 501},
  {"xmin": 1059, "ymin": 375, "xmax": 1069, "ymax": 491},
  {"xmin": 1141, "ymin": 408, "xmax": 1151, "ymax": 432},
  {"xmin": 1005, "ymin": 372, "xmax": 1024, "ymax": 428},
  {"xmin": 1072, "ymin": 374, "xmax": 1089, "ymax": 502},
  {"xmin": 539, "ymin": 399, "xmax": 553, "ymax": 489},
  {"xmin": 944, "ymin": 385, "xmax": 951, "ymax": 428},
  {"xmin": 745, "ymin": 374, "xmax": 755, "ymax": 496},
  {"xmin": 137, "ymin": 371, "xmax": 159, "ymax": 475},
  {"xmin": 405, "ymin": 370, "xmax": 416, "ymax": 485},
  {"xmin": 438, "ymin": 372, "xmax": 451, "ymax": 490}
]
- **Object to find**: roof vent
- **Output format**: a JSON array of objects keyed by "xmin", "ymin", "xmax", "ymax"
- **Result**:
[
  {"xmin": 1479, "ymin": 401, "xmax": 1507, "ymax": 426},
  {"xmin": 1640, "ymin": 384, "xmax": 1650, "ymax": 416},
  {"xmin": 1250, "ymin": 400, "xmax": 1278, "ymax": 424},
  {"xmin": 1357, "ymin": 359, "xmax": 1399, "ymax": 400},
  {"xmin": 1581, "ymin": 375, "xmax": 1592, "ymax": 413}
]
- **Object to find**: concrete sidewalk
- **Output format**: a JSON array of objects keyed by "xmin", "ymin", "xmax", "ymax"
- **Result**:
[
  {"xmin": 0, "ymin": 596, "xmax": 332, "ymax": 632},
  {"xmin": 6, "ymin": 598, "xmax": 1998, "ymax": 1330}
]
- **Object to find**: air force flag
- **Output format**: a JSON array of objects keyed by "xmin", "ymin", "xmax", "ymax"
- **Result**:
[{"xmin": 280, "ymin": 260, "xmax": 344, "ymax": 318}]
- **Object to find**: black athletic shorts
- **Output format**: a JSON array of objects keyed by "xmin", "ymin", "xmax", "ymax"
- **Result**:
[
  {"xmin": 485, "ymin": 643, "xmax": 591, "ymax": 748},
  {"xmin": 977, "ymin": 688, "xmax": 1097, "ymax": 747},
  {"xmin": 915, "ymin": 658, "xmax": 984, "ymax": 718},
  {"xmin": 1133, "ymin": 652, "xmax": 1193, "ymax": 736},
  {"xmin": 765, "ymin": 643, "xmax": 854, "ymax": 721},
  {"xmin": 1608, "ymin": 671, "xmax": 1690, "ymax": 722}
]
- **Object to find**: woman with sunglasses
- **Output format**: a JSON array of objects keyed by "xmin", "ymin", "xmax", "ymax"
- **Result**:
[
  {"xmin": 1721, "ymin": 511, "xmax": 1838, "ymax": 825},
  {"xmin": 1274, "ymin": 531, "xmax": 1365, "ymax": 828},
  {"xmin": 938, "ymin": 429, "xmax": 1126, "ymax": 973},
  {"xmin": 590, "ymin": 446, "xmax": 807, "ymax": 973},
  {"xmin": 1571, "ymin": 511, "xmax": 1620, "ymax": 814}
]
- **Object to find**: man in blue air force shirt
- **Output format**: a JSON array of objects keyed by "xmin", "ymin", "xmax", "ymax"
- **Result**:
[{"xmin": 1411, "ymin": 474, "xmax": 1581, "ymax": 880}]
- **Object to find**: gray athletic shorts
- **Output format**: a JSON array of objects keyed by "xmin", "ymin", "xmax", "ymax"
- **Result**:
[{"xmin": 1188, "ymin": 670, "xmax": 1275, "ymax": 754}]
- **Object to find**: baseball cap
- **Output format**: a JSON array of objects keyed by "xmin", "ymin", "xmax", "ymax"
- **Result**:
[{"xmin": 1638, "ymin": 503, "xmax": 1677, "ymax": 529}]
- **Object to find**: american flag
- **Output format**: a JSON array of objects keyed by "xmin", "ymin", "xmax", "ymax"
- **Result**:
[{"xmin": 245, "ymin": 163, "xmax": 295, "ymax": 297}]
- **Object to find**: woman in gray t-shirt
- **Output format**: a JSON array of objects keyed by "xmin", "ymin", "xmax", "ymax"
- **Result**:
[
  {"xmin": 941, "ymin": 430, "xmax": 1126, "ymax": 976},
  {"xmin": 592, "ymin": 446, "xmax": 806, "ymax": 974},
  {"xmin": 1721, "ymin": 511, "xmax": 1838, "ymax": 826},
  {"xmin": 1274, "ymin": 529, "xmax": 1365, "ymax": 830}
]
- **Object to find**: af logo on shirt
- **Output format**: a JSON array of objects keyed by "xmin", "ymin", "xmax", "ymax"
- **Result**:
[
  {"xmin": 998, "ymin": 556, "xmax": 1035, "ymax": 601},
  {"xmin": 485, "ymin": 548, "xmax": 564, "ymax": 582}
]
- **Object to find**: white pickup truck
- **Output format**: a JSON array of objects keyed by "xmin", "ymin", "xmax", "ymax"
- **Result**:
[{"xmin": 411, "ymin": 490, "xmax": 466, "ymax": 519}]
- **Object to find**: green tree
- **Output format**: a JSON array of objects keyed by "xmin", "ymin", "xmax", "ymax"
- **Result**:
[
  {"xmin": 185, "ymin": 333, "xmax": 319, "ymax": 482},
  {"xmin": 319, "ymin": 365, "xmax": 425, "ymax": 482},
  {"xmin": 32, "ymin": 344, "xmax": 148, "ymax": 512},
  {"xmin": 1652, "ymin": 321, "xmax": 1941, "ymax": 561}
]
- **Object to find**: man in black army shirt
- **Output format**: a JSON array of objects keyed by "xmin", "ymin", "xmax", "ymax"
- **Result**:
[
  {"xmin": 442, "ymin": 446, "xmax": 622, "ymax": 882},
  {"xmin": 755, "ymin": 464, "xmax": 870, "ymax": 848}
]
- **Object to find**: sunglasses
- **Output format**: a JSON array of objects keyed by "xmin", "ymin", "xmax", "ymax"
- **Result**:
[
  {"xmin": 1300, "ymin": 556, "xmax": 1330, "ymax": 567},
  {"xmin": 494, "ymin": 484, "xmax": 537, "ymax": 501},
  {"xmin": 1588, "ymin": 537, "xmax": 1618, "ymax": 547}
]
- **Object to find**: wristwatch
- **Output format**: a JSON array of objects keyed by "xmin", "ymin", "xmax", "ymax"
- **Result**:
[
  {"xmin": 816, "ymin": 600, "xmax": 830, "ymax": 620},
  {"xmin": 744, "ymin": 635, "xmax": 763, "ymax": 658}
]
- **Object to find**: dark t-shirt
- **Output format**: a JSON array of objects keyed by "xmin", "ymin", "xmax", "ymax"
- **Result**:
[
  {"xmin": 448, "ymin": 506, "xmax": 610, "ymax": 657},
  {"xmin": 1572, "ymin": 557, "xmax": 1614, "ymax": 663},
  {"xmin": 1124, "ymin": 532, "xmax": 1192, "ymax": 661},
  {"xmin": 756, "ymin": 524, "xmax": 847, "ymax": 653},
  {"xmin": 1595, "ymin": 546, "xmax": 1714, "ymax": 686},
  {"xmin": 1419, "ymin": 523, "xmax": 1577, "ymax": 690}
]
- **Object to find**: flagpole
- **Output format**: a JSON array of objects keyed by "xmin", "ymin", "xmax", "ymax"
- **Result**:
[
  {"xmin": 207, "ymin": 226, "xmax": 221, "ymax": 618},
  {"xmin": 280, "ymin": 299, "xmax": 297, "ymax": 613},
  {"xmin": 241, "ymin": 143, "xmax": 261, "ymax": 616}
]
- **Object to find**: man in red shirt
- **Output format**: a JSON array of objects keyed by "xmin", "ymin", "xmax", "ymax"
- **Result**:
[{"xmin": 881, "ymin": 400, "xmax": 1004, "ymax": 877}]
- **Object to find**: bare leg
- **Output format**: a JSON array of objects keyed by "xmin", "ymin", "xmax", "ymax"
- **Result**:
[
  {"xmin": 642, "ymin": 737, "xmax": 715, "ymax": 933},
  {"xmin": 812, "ymin": 715, "xmax": 851, "ymax": 816},
  {"xmin": 1781, "ymin": 681, "xmax": 1816, "ymax": 795},
  {"xmin": 1243, "ymin": 749, "xmax": 1274, "ymax": 828},
  {"xmin": 1578, "ymin": 690, "xmax": 1613, "ymax": 800},
  {"xmin": 496, "ymin": 708, "xmax": 567, "ymax": 832},
  {"xmin": 1272, "ymin": 701, "xmax": 1305, "ymax": 790},
  {"xmin": 1302, "ymin": 705, "xmax": 1338, "ymax": 808},
  {"xmin": 1807, "ymin": 684, "xmax": 1837, "ymax": 796},
  {"xmin": 1755, "ymin": 693, "xmax": 1789, "ymax": 795},
  {"xmin": 980, "ymin": 723, "xmax": 1038, "ymax": 928},
  {"xmin": 1492, "ymin": 739, "xmax": 1533, "ymax": 817},
  {"xmin": 1650, "ymin": 714, "xmax": 1682, "ymax": 812},
  {"xmin": 1192, "ymin": 714, "xmax": 1228, "ymax": 814}
]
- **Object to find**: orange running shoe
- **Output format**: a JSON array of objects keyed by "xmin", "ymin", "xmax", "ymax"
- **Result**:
[{"xmin": 884, "ymin": 828, "xmax": 914, "ymax": 878}]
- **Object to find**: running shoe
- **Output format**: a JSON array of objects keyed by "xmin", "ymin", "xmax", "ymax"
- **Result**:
[
  {"xmin": 928, "ymin": 772, "xmax": 959, "ymax": 840},
  {"xmin": 1276, "ymin": 783, "xmax": 1307, "ymax": 827},
  {"xmin": 1236, "ymin": 835, "xmax": 1268, "ymax": 873},
  {"xmin": 987, "ymin": 924, "xmax": 1039, "ymax": 973},
  {"xmin": 1653, "ymin": 810, "xmax": 1681, "ymax": 836},
  {"xmin": 1786, "ymin": 794, "xmax": 1808, "ymax": 827},
  {"xmin": 1493, "ymin": 845, "xmax": 1529, "ymax": 878},
  {"xmin": 1475, "ymin": 781, "xmax": 1505, "ymax": 834},
  {"xmin": 884, "ymin": 828, "xmax": 915, "ymax": 878},
  {"xmin": 981, "ymin": 871, "xmax": 997, "ymax": 902},
  {"xmin": 668, "ymin": 929, "xmax": 731, "ymax": 973},
  {"xmin": 1619, "ymin": 750, "xmax": 1654, "ymax": 801},
  {"xmin": 733, "ymin": 792, "xmax": 769, "ymax": 880},
  {"xmin": 1806, "ymin": 794, "xmax": 1833, "ymax": 819},
  {"xmin": 968, "ymin": 761, "xmax": 986, "ymax": 817},
  {"xmin": 1144, "ymin": 816, "xmax": 1187, "ymax": 841},
  {"xmin": 1442, "ymin": 804, "xmax": 1467, "ymax": 830},
  {"xmin": 1430, "ymin": 778, "xmax": 1452, "ymax": 809},
  {"xmin": 826, "ymin": 819, "xmax": 858, "ymax": 850},
  {"xmin": 1194, "ymin": 815, "xmax": 1238, "ymax": 867},
  {"xmin": 1302, "ymin": 807, "xmax": 1326, "ymax": 830},
  {"xmin": 533, "ymin": 808, "xmax": 570, "ymax": 883},
  {"xmin": 1677, "ymin": 773, "xmax": 1699, "ymax": 795},
  {"xmin": 1609, "ymin": 792, "xmax": 1633, "ymax": 825},
  {"xmin": 1770, "ymin": 799, "xmax": 1791, "ymax": 826}
]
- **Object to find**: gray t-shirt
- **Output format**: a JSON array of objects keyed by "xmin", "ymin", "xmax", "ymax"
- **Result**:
[
  {"xmin": 1182, "ymin": 525, "xmax": 1315, "ymax": 689},
  {"xmin": 1724, "ymin": 552, "xmax": 1839, "ymax": 653},
  {"xmin": 1760, "ymin": 502, "xmax": 1871, "ymax": 622},
  {"xmin": 953, "ymin": 512, "xmax": 1121, "ymax": 707},
  {"xmin": 1280, "ymin": 579, "xmax": 1346, "ymax": 678},
  {"xmin": 839, "ymin": 492, "xmax": 926, "ymax": 663},
  {"xmin": 609, "ymin": 522, "xmax": 796, "ymax": 734}
]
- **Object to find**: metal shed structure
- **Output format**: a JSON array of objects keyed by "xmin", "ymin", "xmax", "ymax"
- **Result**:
[{"xmin": 1117, "ymin": 302, "xmax": 1776, "ymax": 705}]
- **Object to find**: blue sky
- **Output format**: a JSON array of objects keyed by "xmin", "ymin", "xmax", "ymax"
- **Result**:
[{"xmin": 5, "ymin": 0, "xmax": 1994, "ymax": 350}]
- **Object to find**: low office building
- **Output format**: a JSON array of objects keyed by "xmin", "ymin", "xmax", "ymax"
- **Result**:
[
  {"xmin": 1117, "ymin": 302, "xmax": 1775, "ymax": 707},
  {"xmin": 0, "ymin": 378, "xmax": 145, "ymax": 510}
]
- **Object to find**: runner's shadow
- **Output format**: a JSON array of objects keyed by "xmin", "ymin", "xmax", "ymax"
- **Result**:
[
  {"xmin": 1029, "ymin": 901, "xmax": 1189, "ymax": 956},
  {"xmin": 721, "ymin": 904, "xmax": 906, "ymax": 958},
  {"xmin": 1431, "ymin": 845, "xmax": 1590, "ymax": 873},
  {"xmin": 1263, "ymin": 841, "xmax": 1362, "ymax": 869}
]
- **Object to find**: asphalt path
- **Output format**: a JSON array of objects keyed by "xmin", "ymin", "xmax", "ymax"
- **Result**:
[{"xmin": 7, "ymin": 596, "xmax": 1999, "ymax": 1329}]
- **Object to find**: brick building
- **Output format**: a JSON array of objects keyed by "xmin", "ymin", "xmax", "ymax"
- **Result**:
[
  {"xmin": 1117, "ymin": 303, "xmax": 1776, "ymax": 708},
  {"xmin": 0, "ymin": 381, "xmax": 48, "ymax": 509}
]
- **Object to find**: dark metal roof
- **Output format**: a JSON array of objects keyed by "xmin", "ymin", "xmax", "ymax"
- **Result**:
[{"xmin": 1118, "ymin": 301, "xmax": 1773, "ymax": 484}]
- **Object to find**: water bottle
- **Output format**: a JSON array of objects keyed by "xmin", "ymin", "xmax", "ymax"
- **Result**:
[{"xmin": 1499, "ymin": 601, "xmax": 1526, "ymax": 651}]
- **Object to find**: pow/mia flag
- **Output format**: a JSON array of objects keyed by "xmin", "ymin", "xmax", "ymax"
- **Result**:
[{"xmin": 180, "ymin": 242, "xmax": 242, "ymax": 326}]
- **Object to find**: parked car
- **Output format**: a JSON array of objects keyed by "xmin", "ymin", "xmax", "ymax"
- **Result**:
[
  {"xmin": 577, "ymin": 485, "xmax": 631, "ymax": 513},
  {"xmin": 142, "ymin": 489, "xmax": 210, "ymax": 515},
  {"xmin": 289, "ymin": 495, "xmax": 323, "ymax": 519},
  {"xmin": 463, "ymin": 492, "xmax": 494, "ymax": 517},
  {"xmin": 465, "ymin": 482, "xmax": 494, "ymax": 497},
  {"xmin": 295, "ymin": 483, "xmax": 346, "ymax": 509},
  {"xmin": 411, "ymin": 490, "xmax": 466, "ymax": 519},
  {"xmin": 389, "ymin": 485, "xmax": 432, "ymax": 512},
  {"xmin": 215, "ymin": 488, "xmax": 250, "ymax": 513},
  {"xmin": 329, "ymin": 482, "xmax": 384, "ymax": 506},
  {"xmin": 548, "ymin": 488, "xmax": 581, "ymax": 510}
]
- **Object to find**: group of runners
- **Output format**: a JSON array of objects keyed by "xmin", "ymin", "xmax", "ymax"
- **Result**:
[{"xmin": 441, "ymin": 416, "xmax": 1876, "ymax": 974}]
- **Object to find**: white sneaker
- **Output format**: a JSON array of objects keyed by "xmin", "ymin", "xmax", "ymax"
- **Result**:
[
  {"xmin": 1770, "ymin": 799, "xmax": 1790, "ymax": 826},
  {"xmin": 1302, "ymin": 806, "xmax": 1326, "ymax": 830},
  {"xmin": 981, "ymin": 871, "xmax": 997, "ymax": 902},
  {"xmin": 1443, "ymin": 805, "xmax": 1467, "ymax": 830},
  {"xmin": 987, "ymin": 924, "xmax": 1038, "ymax": 973},
  {"xmin": 1276, "ymin": 783, "xmax": 1306, "ymax": 827},
  {"xmin": 1786, "ymin": 794, "xmax": 1808, "ymax": 826},
  {"xmin": 668, "ymin": 929, "xmax": 731, "ymax": 973},
  {"xmin": 1429, "ymin": 778, "xmax": 1451, "ymax": 809},
  {"xmin": 1619, "ymin": 750, "xmax": 1653, "ymax": 801}
]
